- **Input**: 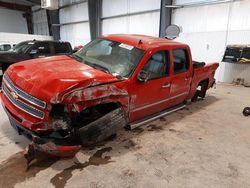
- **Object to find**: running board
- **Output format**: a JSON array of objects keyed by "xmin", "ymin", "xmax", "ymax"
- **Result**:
[{"xmin": 128, "ymin": 104, "xmax": 186, "ymax": 130}]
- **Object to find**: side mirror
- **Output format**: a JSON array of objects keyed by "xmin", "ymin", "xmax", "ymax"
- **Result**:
[{"xmin": 137, "ymin": 70, "xmax": 149, "ymax": 82}]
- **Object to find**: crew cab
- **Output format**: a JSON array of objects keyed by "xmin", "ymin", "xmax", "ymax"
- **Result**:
[
  {"xmin": 0, "ymin": 40, "xmax": 73, "ymax": 85},
  {"xmin": 1, "ymin": 34, "xmax": 219, "ymax": 156}
]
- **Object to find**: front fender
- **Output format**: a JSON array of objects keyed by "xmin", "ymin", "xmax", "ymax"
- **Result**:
[{"xmin": 53, "ymin": 84, "xmax": 130, "ymax": 114}]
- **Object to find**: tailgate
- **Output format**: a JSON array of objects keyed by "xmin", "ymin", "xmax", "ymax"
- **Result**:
[{"xmin": 193, "ymin": 63, "xmax": 219, "ymax": 84}]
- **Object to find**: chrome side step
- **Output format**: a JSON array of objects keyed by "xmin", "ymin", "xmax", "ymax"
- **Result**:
[{"xmin": 128, "ymin": 104, "xmax": 186, "ymax": 130}]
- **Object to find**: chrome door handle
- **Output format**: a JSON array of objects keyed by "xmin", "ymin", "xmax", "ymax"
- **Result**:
[
  {"xmin": 162, "ymin": 83, "xmax": 171, "ymax": 88},
  {"xmin": 185, "ymin": 77, "xmax": 190, "ymax": 81}
]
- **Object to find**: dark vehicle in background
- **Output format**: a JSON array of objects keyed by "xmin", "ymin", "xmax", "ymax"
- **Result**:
[{"xmin": 0, "ymin": 40, "xmax": 73, "ymax": 84}]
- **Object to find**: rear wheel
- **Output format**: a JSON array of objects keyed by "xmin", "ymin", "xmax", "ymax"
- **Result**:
[{"xmin": 191, "ymin": 79, "xmax": 209, "ymax": 102}]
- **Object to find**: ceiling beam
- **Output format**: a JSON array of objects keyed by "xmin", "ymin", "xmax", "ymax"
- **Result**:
[
  {"xmin": 88, "ymin": 0, "xmax": 102, "ymax": 40},
  {"xmin": 0, "ymin": 1, "xmax": 32, "ymax": 12},
  {"xmin": 47, "ymin": 10, "xmax": 60, "ymax": 40},
  {"xmin": 159, "ymin": 0, "xmax": 172, "ymax": 38}
]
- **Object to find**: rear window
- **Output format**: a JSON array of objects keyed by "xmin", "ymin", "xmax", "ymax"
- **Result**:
[
  {"xmin": 32, "ymin": 42, "xmax": 51, "ymax": 54},
  {"xmin": 54, "ymin": 42, "xmax": 72, "ymax": 54},
  {"xmin": 173, "ymin": 49, "xmax": 190, "ymax": 74}
]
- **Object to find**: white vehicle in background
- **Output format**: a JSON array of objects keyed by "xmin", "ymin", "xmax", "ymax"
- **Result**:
[{"xmin": 0, "ymin": 43, "xmax": 13, "ymax": 52}]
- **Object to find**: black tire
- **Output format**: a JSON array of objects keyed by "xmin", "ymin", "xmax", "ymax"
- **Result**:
[
  {"xmin": 191, "ymin": 80, "xmax": 208, "ymax": 102},
  {"xmin": 243, "ymin": 107, "xmax": 250, "ymax": 117},
  {"xmin": 191, "ymin": 91, "xmax": 199, "ymax": 102},
  {"xmin": 77, "ymin": 108, "xmax": 127, "ymax": 146}
]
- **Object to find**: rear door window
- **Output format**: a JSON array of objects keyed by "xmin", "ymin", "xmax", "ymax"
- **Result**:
[
  {"xmin": 30, "ymin": 42, "xmax": 51, "ymax": 56},
  {"xmin": 172, "ymin": 49, "xmax": 190, "ymax": 74},
  {"xmin": 53, "ymin": 42, "xmax": 72, "ymax": 54}
]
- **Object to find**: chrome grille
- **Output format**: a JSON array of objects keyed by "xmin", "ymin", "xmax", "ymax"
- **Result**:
[
  {"xmin": 2, "ymin": 84, "xmax": 45, "ymax": 119},
  {"xmin": 3, "ymin": 74, "xmax": 46, "ymax": 109}
]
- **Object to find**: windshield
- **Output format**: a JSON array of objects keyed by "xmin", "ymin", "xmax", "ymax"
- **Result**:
[
  {"xmin": 12, "ymin": 41, "xmax": 34, "ymax": 53},
  {"xmin": 73, "ymin": 38, "xmax": 145, "ymax": 78}
]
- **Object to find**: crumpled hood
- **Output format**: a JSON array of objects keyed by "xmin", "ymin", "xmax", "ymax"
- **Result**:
[{"xmin": 6, "ymin": 55, "xmax": 119, "ymax": 103}]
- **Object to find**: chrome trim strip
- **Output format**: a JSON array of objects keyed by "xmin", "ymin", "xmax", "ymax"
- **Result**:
[
  {"xmin": 129, "ymin": 104, "xmax": 186, "ymax": 130},
  {"xmin": 3, "ymin": 74, "xmax": 46, "ymax": 109},
  {"xmin": 131, "ymin": 92, "xmax": 188, "ymax": 112},
  {"xmin": 2, "ymin": 84, "xmax": 44, "ymax": 119}
]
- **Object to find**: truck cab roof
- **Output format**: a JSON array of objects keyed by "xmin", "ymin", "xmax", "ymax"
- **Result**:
[{"xmin": 102, "ymin": 34, "xmax": 188, "ymax": 51}]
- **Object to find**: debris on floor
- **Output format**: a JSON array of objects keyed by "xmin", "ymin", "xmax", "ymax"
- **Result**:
[{"xmin": 243, "ymin": 107, "xmax": 250, "ymax": 117}]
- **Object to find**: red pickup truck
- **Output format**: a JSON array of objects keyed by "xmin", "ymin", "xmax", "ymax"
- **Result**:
[{"xmin": 1, "ymin": 34, "xmax": 219, "ymax": 156}]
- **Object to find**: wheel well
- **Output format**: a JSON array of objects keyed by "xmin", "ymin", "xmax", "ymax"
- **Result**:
[
  {"xmin": 198, "ymin": 78, "xmax": 209, "ymax": 87},
  {"xmin": 93, "ymin": 102, "xmax": 121, "ymax": 115},
  {"xmin": 197, "ymin": 78, "xmax": 209, "ymax": 98},
  {"xmin": 191, "ymin": 78, "xmax": 209, "ymax": 102},
  {"xmin": 73, "ymin": 102, "xmax": 123, "ymax": 127}
]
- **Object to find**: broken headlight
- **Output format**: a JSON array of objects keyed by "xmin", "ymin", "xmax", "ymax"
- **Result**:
[
  {"xmin": 52, "ymin": 118, "xmax": 70, "ymax": 131},
  {"xmin": 50, "ymin": 104, "xmax": 71, "ymax": 131}
]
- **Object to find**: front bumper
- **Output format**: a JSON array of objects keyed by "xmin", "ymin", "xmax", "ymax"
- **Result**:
[
  {"xmin": 1, "ymin": 92, "xmax": 81, "ymax": 157},
  {"xmin": 8, "ymin": 116, "xmax": 81, "ymax": 157}
]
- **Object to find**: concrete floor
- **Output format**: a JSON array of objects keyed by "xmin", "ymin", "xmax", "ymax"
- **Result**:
[{"xmin": 0, "ymin": 83, "xmax": 250, "ymax": 188}]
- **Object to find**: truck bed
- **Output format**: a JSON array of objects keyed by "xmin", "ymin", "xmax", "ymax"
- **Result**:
[{"xmin": 188, "ymin": 62, "xmax": 219, "ymax": 99}]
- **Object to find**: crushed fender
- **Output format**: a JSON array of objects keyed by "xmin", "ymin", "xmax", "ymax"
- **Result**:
[{"xmin": 23, "ymin": 107, "xmax": 126, "ymax": 161}]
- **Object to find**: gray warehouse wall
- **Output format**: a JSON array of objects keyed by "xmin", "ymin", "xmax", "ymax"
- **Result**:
[{"xmin": 0, "ymin": 7, "xmax": 28, "ymax": 34}]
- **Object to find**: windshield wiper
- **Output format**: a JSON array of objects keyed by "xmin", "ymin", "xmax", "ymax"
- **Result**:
[
  {"xmin": 70, "ymin": 54, "xmax": 83, "ymax": 62},
  {"xmin": 84, "ymin": 61, "xmax": 111, "ymax": 74},
  {"xmin": 92, "ymin": 63, "xmax": 111, "ymax": 73}
]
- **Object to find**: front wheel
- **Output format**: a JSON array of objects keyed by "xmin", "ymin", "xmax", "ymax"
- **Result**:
[{"xmin": 243, "ymin": 107, "xmax": 250, "ymax": 117}]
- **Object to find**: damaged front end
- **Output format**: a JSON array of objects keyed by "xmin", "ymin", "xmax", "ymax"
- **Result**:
[
  {"xmin": 20, "ymin": 84, "xmax": 128, "ymax": 158},
  {"xmin": 10, "ymin": 104, "xmax": 127, "ymax": 159}
]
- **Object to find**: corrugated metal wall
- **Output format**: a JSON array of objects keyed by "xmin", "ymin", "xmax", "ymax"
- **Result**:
[
  {"xmin": 0, "ymin": 7, "xmax": 28, "ymax": 34},
  {"xmin": 32, "ymin": 7, "xmax": 50, "ymax": 36},
  {"xmin": 102, "ymin": 0, "xmax": 161, "ymax": 36},
  {"xmin": 59, "ymin": 0, "xmax": 91, "ymax": 47},
  {"xmin": 58, "ymin": 0, "xmax": 162, "ymax": 47},
  {"xmin": 172, "ymin": 0, "xmax": 250, "ymax": 84}
]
